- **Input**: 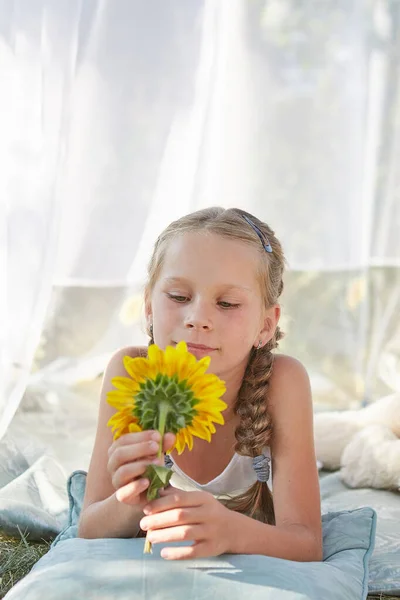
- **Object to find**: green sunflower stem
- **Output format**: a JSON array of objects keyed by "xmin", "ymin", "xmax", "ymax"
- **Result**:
[
  {"xmin": 157, "ymin": 400, "xmax": 169, "ymax": 456},
  {"xmin": 143, "ymin": 400, "xmax": 172, "ymax": 554}
]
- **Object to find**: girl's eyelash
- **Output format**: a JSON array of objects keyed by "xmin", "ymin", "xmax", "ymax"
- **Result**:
[
  {"xmin": 167, "ymin": 294, "xmax": 187, "ymax": 303},
  {"xmin": 218, "ymin": 301, "xmax": 240, "ymax": 309},
  {"xmin": 166, "ymin": 294, "xmax": 240, "ymax": 309}
]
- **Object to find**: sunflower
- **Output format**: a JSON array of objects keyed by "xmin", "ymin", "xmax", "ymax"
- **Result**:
[{"xmin": 107, "ymin": 341, "xmax": 227, "ymax": 454}]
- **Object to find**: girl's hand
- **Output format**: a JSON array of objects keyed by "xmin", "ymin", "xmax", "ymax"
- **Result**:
[
  {"xmin": 139, "ymin": 486, "xmax": 233, "ymax": 560},
  {"xmin": 107, "ymin": 431, "xmax": 176, "ymax": 507}
]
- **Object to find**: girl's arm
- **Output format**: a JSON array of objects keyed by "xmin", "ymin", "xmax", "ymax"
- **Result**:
[
  {"xmin": 78, "ymin": 346, "xmax": 150, "ymax": 539},
  {"xmin": 229, "ymin": 354, "xmax": 322, "ymax": 560}
]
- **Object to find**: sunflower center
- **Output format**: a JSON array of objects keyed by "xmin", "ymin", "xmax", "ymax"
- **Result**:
[{"xmin": 133, "ymin": 373, "xmax": 199, "ymax": 435}]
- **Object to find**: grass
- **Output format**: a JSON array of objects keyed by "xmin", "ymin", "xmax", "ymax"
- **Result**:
[
  {"xmin": 0, "ymin": 532, "xmax": 398, "ymax": 599},
  {"xmin": 0, "ymin": 532, "xmax": 50, "ymax": 599},
  {"xmin": 369, "ymin": 597, "xmax": 399, "ymax": 600}
]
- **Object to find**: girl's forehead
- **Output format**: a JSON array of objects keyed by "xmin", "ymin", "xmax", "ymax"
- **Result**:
[{"xmin": 160, "ymin": 231, "xmax": 261, "ymax": 287}]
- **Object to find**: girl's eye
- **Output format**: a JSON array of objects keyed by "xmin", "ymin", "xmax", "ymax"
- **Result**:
[
  {"xmin": 219, "ymin": 301, "xmax": 240, "ymax": 309},
  {"xmin": 167, "ymin": 294, "xmax": 188, "ymax": 303},
  {"xmin": 167, "ymin": 294, "xmax": 239, "ymax": 309}
]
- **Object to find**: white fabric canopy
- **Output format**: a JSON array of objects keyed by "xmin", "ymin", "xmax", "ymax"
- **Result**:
[{"xmin": 1, "ymin": 0, "xmax": 400, "ymax": 465}]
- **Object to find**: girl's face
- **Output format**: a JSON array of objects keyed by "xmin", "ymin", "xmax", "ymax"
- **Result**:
[{"xmin": 147, "ymin": 232, "xmax": 278, "ymax": 378}]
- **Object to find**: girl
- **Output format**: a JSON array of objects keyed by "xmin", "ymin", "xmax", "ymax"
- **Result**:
[{"xmin": 78, "ymin": 207, "xmax": 322, "ymax": 562}]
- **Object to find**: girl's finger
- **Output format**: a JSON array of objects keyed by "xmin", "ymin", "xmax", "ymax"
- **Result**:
[
  {"xmin": 162, "ymin": 433, "xmax": 176, "ymax": 452},
  {"xmin": 112, "ymin": 458, "xmax": 162, "ymax": 489},
  {"xmin": 140, "ymin": 506, "xmax": 205, "ymax": 532},
  {"xmin": 107, "ymin": 439, "xmax": 161, "ymax": 472},
  {"xmin": 145, "ymin": 524, "xmax": 204, "ymax": 545},
  {"xmin": 144, "ymin": 488, "xmax": 207, "ymax": 513},
  {"xmin": 115, "ymin": 478, "xmax": 149, "ymax": 503},
  {"xmin": 108, "ymin": 430, "xmax": 161, "ymax": 455},
  {"xmin": 160, "ymin": 541, "xmax": 211, "ymax": 561}
]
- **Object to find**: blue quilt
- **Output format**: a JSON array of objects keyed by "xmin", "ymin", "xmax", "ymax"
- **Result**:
[{"xmin": 1, "ymin": 437, "xmax": 399, "ymax": 599}]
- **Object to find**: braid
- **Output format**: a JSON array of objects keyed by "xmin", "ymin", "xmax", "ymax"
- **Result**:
[{"xmin": 224, "ymin": 325, "xmax": 284, "ymax": 525}]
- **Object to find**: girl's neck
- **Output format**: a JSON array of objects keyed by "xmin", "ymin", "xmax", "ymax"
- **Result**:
[{"xmin": 216, "ymin": 361, "xmax": 246, "ymax": 416}]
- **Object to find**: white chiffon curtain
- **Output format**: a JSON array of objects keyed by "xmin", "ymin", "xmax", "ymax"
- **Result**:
[{"xmin": 1, "ymin": 0, "xmax": 400, "ymax": 465}]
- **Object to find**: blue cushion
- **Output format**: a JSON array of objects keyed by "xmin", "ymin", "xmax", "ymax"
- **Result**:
[
  {"xmin": 4, "ymin": 471, "xmax": 376, "ymax": 600},
  {"xmin": 320, "ymin": 470, "xmax": 400, "ymax": 596}
]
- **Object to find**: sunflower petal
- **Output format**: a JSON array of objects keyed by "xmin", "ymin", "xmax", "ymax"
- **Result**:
[
  {"xmin": 147, "ymin": 344, "xmax": 166, "ymax": 373},
  {"xmin": 188, "ymin": 418, "xmax": 212, "ymax": 442},
  {"xmin": 128, "ymin": 422, "xmax": 143, "ymax": 433},
  {"xmin": 123, "ymin": 356, "xmax": 157, "ymax": 381},
  {"xmin": 174, "ymin": 431, "xmax": 186, "ymax": 454},
  {"xmin": 194, "ymin": 407, "xmax": 225, "ymax": 425},
  {"xmin": 107, "ymin": 391, "xmax": 136, "ymax": 410},
  {"xmin": 175, "ymin": 341, "xmax": 197, "ymax": 380},
  {"xmin": 207, "ymin": 421, "xmax": 216, "ymax": 434},
  {"xmin": 183, "ymin": 427, "xmax": 194, "ymax": 451},
  {"xmin": 185, "ymin": 357, "xmax": 211, "ymax": 385},
  {"xmin": 194, "ymin": 399, "xmax": 228, "ymax": 412},
  {"xmin": 164, "ymin": 345, "xmax": 177, "ymax": 377},
  {"xmin": 111, "ymin": 376, "xmax": 140, "ymax": 393}
]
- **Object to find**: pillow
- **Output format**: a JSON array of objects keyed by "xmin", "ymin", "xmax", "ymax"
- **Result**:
[
  {"xmin": 4, "ymin": 471, "xmax": 376, "ymax": 600},
  {"xmin": 320, "ymin": 470, "xmax": 400, "ymax": 596}
]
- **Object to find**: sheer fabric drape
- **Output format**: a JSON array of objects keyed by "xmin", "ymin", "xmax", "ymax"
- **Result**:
[{"xmin": 1, "ymin": 1, "xmax": 399, "ymax": 457}]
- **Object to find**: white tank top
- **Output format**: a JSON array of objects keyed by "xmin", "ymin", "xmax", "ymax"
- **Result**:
[{"xmin": 168, "ymin": 447, "xmax": 272, "ymax": 500}]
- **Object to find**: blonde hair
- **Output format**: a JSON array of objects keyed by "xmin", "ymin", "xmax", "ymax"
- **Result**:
[{"xmin": 144, "ymin": 207, "xmax": 285, "ymax": 524}]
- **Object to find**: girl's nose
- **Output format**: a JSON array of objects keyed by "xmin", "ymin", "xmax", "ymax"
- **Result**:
[
  {"xmin": 183, "ymin": 301, "xmax": 213, "ymax": 330},
  {"xmin": 184, "ymin": 319, "xmax": 212, "ymax": 330}
]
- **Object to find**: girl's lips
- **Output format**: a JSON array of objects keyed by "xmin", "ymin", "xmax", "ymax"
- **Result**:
[
  {"xmin": 187, "ymin": 343, "xmax": 216, "ymax": 351},
  {"xmin": 172, "ymin": 342, "xmax": 217, "ymax": 358},
  {"xmin": 186, "ymin": 344, "xmax": 217, "ymax": 358}
]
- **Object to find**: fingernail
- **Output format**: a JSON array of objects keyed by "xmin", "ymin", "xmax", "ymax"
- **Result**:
[
  {"xmin": 151, "ymin": 432, "xmax": 161, "ymax": 442},
  {"xmin": 140, "ymin": 519, "xmax": 148, "ymax": 530}
]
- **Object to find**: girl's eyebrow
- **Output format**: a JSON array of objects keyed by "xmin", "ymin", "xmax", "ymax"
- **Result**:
[{"xmin": 163, "ymin": 276, "xmax": 253, "ymax": 293}]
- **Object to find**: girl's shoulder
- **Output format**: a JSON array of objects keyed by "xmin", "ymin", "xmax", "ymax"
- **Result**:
[
  {"xmin": 114, "ymin": 345, "xmax": 148, "ymax": 359},
  {"xmin": 103, "ymin": 345, "xmax": 148, "ymax": 379},
  {"xmin": 271, "ymin": 353, "xmax": 309, "ymax": 379},
  {"xmin": 268, "ymin": 353, "xmax": 311, "ymax": 416},
  {"xmin": 109, "ymin": 344, "xmax": 148, "ymax": 362}
]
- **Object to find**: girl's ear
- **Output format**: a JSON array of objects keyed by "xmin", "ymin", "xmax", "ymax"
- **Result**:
[{"xmin": 260, "ymin": 305, "xmax": 281, "ymax": 343}]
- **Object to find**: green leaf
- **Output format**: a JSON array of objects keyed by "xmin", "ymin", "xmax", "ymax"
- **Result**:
[{"xmin": 144, "ymin": 464, "xmax": 173, "ymax": 501}]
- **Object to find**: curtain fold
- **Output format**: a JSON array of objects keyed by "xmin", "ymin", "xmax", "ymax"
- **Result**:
[{"xmin": 1, "ymin": 0, "xmax": 400, "ymax": 452}]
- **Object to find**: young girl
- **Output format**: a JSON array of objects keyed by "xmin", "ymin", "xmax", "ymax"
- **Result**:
[{"xmin": 78, "ymin": 207, "xmax": 322, "ymax": 562}]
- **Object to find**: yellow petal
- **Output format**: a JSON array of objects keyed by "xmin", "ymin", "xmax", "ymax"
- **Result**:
[
  {"xmin": 107, "ymin": 391, "xmax": 136, "ymax": 410},
  {"xmin": 185, "ymin": 363, "xmax": 212, "ymax": 387},
  {"xmin": 188, "ymin": 418, "xmax": 212, "ymax": 442},
  {"xmin": 175, "ymin": 340, "xmax": 188, "ymax": 354},
  {"xmin": 107, "ymin": 409, "xmax": 135, "ymax": 428},
  {"xmin": 190, "ymin": 378, "xmax": 226, "ymax": 398},
  {"xmin": 128, "ymin": 422, "xmax": 142, "ymax": 433},
  {"xmin": 147, "ymin": 344, "xmax": 166, "ymax": 374},
  {"xmin": 208, "ymin": 421, "xmax": 216, "ymax": 434},
  {"xmin": 123, "ymin": 356, "xmax": 156, "ymax": 381},
  {"xmin": 183, "ymin": 427, "xmax": 194, "ymax": 451},
  {"xmin": 111, "ymin": 376, "xmax": 140, "ymax": 393},
  {"xmin": 194, "ymin": 406, "xmax": 225, "ymax": 425},
  {"xmin": 164, "ymin": 345, "xmax": 177, "ymax": 377},
  {"xmin": 174, "ymin": 342, "xmax": 197, "ymax": 380},
  {"xmin": 194, "ymin": 399, "xmax": 228, "ymax": 413},
  {"xmin": 174, "ymin": 431, "xmax": 186, "ymax": 454}
]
